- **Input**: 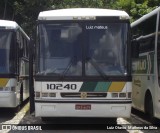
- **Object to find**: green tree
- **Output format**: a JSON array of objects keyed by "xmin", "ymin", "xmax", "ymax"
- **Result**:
[
  {"xmin": 0, "ymin": 0, "xmax": 159, "ymax": 37},
  {"xmin": 12, "ymin": 0, "xmax": 53, "ymax": 37},
  {"xmin": 52, "ymin": 0, "xmax": 108, "ymax": 9},
  {"xmin": 109, "ymin": 0, "xmax": 158, "ymax": 22}
]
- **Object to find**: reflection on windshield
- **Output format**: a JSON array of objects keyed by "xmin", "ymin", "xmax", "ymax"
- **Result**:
[
  {"xmin": 38, "ymin": 23, "xmax": 128, "ymax": 76},
  {"xmin": 85, "ymin": 23, "xmax": 127, "ymax": 76},
  {"xmin": 0, "ymin": 31, "xmax": 13, "ymax": 74}
]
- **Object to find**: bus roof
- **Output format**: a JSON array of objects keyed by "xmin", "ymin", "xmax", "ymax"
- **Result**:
[
  {"xmin": 131, "ymin": 6, "xmax": 160, "ymax": 28},
  {"xmin": 0, "ymin": 19, "xmax": 30, "ymax": 40},
  {"xmin": 0, "ymin": 20, "xmax": 19, "ymax": 29},
  {"xmin": 38, "ymin": 8, "xmax": 129, "ymax": 20}
]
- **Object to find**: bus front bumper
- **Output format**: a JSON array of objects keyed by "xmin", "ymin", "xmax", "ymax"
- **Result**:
[
  {"xmin": 35, "ymin": 100, "xmax": 131, "ymax": 118},
  {"xmin": 0, "ymin": 92, "xmax": 17, "ymax": 107}
]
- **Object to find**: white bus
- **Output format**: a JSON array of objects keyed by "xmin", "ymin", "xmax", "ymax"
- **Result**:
[
  {"xmin": 34, "ymin": 8, "xmax": 132, "ymax": 120},
  {"xmin": 131, "ymin": 7, "xmax": 160, "ymax": 122},
  {"xmin": 0, "ymin": 20, "xmax": 30, "ymax": 109}
]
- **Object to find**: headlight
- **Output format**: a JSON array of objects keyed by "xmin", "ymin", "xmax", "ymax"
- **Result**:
[
  {"xmin": 128, "ymin": 92, "xmax": 132, "ymax": 98},
  {"xmin": 35, "ymin": 92, "xmax": 56, "ymax": 98},
  {"xmin": 42, "ymin": 93, "xmax": 48, "ymax": 97},
  {"xmin": 35, "ymin": 92, "xmax": 40, "ymax": 98},
  {"xmin": 0, "ymin": 87, "xmax": 16, "ymax": 91},
  {"xmin": 119, "ymin": 93, "xmax": 126, "ymax": 98},
  {"xmin": 112, "ymin": 93, "xmax": 118, "ymax": 98}
]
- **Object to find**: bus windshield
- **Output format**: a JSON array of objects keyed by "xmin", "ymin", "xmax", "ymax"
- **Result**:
[
  {"xmin": 0, "ymin": 31, "xmax": 15, "ymax": 74},
  {"xmin": 38, "ymin": 22, "xmax": 129, "ymax": 77}
]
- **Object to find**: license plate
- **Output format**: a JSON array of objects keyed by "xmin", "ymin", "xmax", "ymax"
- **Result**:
[{"xmin": 75, "ymin": 104, "xmax": 91, "ymax": 110}]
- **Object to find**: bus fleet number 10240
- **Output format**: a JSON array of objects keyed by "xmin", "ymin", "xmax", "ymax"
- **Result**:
[{"xmin": 47, "ymin": 84, "xmax": 77, "ymax": 90}]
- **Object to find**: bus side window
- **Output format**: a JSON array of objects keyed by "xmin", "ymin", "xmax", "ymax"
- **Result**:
[
  {"xmin": 23, "ymin": 37, "xmax": 27, "ymax": 57},
  {"xmin": 18, "ymin": 33, "xmax": 24, "ymax": 58},
  {"xmin": 26, "ymin": 40, "xmax": 29, "ymax": 58},
  {"xmin": 131, "ymin": 40, "xmax": 139, "ymax": 58},
  {"xmin": 157, "ymin": 14, "xmax": 160, "ymax": 86},
  {"xmin": 16, "ymin": 31, "xmax": 23, "ymax": 58},
  {"xmin": 157, "ymin": 33, "xmax": 160, "ymax": 81},
  {"xmin": 18, "ymin": 33, "xmax": 29, "ymax": 58}
]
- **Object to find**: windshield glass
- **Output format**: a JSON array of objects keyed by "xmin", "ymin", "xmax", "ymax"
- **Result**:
[
  {"xmin": 85, "ymin": 23, "xmax": 128, "ymax": 76},
  {"xmin": 0, "ymin": 31, "xmax": 15, "ymax": 74},
  {"xmin": 39, "ymin": 23, "xmax": 82, "ymax": 76},
  {"xmin": 38, "ymin": 22, "xmax": 128, "ymax": 77}
]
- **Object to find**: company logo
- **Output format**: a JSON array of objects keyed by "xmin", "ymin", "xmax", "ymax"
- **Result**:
[
  {"xmin": 2, "ymin": 125, "xmax": 11, "ymax": 131},
  {"xmin": 81, "ymin": 92, "xmax": 87, "ymax": 99},
  {"xmin": 132, "ymin": 53, "xmax": 154, "ymax": 74}
]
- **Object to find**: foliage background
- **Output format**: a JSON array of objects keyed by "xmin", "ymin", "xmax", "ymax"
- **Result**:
[{"xmin": 0, "ymin": 0, "xmax": 159, "ymax": 38}]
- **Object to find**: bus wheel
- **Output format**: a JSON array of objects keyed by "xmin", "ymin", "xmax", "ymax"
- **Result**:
[
  {"xmin": 145, "ymin": 92, "xmax": 155, "ymax": 123},
  {"xmin": 41, "ymin": 117, "xmax": 49, "ymax": 122},
  {"xmin": 106, "ymin": 118, "xmax": 117, "ymax": 124},
  {"xmin": 12, "ymin": 105, "xmax": 20, "ymax": 113}
]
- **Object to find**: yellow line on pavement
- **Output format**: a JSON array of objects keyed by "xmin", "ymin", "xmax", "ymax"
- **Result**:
[
  {"xmin": 117, "ymin": 117, "xmax": 144, "ymax": 133},
  {"xmin": 1, "ymin": 102, "xmax": 29, "ymax": 133}
]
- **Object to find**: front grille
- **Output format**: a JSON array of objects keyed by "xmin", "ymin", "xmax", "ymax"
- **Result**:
[{"xmin": 61, "ymin": 92, "xmax": 107, "ymax": 98}]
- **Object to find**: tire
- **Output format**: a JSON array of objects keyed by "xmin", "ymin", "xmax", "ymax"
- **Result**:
[
  {"xmin": 148, "ymin": 99, "xmax": 157, "ymax": 124},
  {"xmin": 145, "ymin": 93, "xmax": 155, "ymax": 124},
  {"xmin": 12, "ymin": 105, "xmax": 20, "ymax": 113},
  {"xmin": 41, "ymin": 117, "xmax": 49, "ymax": 122},
  {"xmin": 105, "ymin": 118, "xmax": 117, "ymax": 124}
]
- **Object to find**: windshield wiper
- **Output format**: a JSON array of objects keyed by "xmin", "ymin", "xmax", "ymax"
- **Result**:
[
  {"xmin": 38, "ymin": 68, "xmax": 62, "ymax": 76},
  {"xmin": 89, "ymin": 60, "xmax": 107, "ymax": 79},
  {"xmin": 59, "ymin": 58, "xmax": 108, "ymax": 79},
  {"xmin": 61, "ymin": 57, "xmax": 75, "ymax": 79}
]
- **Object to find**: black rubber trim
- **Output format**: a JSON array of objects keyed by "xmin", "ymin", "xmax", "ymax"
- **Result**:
[{"xmin": 35, "ymin": 99, "xmax": 132, "ymax": 104}]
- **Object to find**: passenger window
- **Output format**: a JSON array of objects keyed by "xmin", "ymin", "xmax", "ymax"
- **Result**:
[
  {"xmin": 132, "ymin": 14, "xmax": 157, "ymax": 53},
  {"xmin": 157, "ymin": 16, "xmax": 160, "ymax": 81}
]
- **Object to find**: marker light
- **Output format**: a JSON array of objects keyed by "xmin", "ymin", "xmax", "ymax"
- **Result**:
[{"xmin": 119, "ymin": 16, "xmax": 130, "ymax": 20}]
